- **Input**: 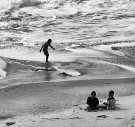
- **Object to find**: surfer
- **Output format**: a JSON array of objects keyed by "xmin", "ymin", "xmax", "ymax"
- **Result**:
[{"xmin": 40, "ymin": 39, "xmax": 55, "ymax": 63}]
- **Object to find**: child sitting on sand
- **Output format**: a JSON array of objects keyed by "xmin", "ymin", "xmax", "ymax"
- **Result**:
[
  {"xmin": 87, "ymin": 91, "xmax": 99, "ymax": 110},
  {"xmin": 104, "ymin": 90, "xmax": 116, "ymax": 110},
  {"xmin": 86, "ymin": 90, "xmax": 116, "ymax": 111}
]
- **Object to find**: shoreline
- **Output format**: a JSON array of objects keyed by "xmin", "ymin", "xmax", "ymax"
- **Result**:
[
  {"xmin": 0, "ymin": 47, "xmax": 135, "ymax": 126},
  {"xmin": 1, "ymin": 52, "xmax": 135, "ymax": 87},
  {"xmin": 0, "ymin": 66, "xmax": 135, "ymax": 126},
  {"xmin": 0, "ymin": 0, "xmax": 135, "ymax": 126},
  {"xmin": 0, "ymin": 77, "xmax": 135, "ymax": 112}
]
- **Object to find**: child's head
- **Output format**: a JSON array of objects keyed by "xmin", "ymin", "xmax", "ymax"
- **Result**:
[
  {"xmin": 109, "ymin": 90, "xmax": 114, "ymax": 98},
  {"xmin": 91, "ymin": 91, "xmax": 96, "ymax": 97},
  {"xmin": 48, "ymin": 39, "xmax": 52, "ymax": 44}
]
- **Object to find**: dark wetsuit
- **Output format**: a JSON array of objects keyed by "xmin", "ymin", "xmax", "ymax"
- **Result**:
[
  {"xmin": 40, "ymin": 40, "xmax": 55, "ymax": 62},
  {"xmin": 42, "ymin": 42, "xmax": 49, "ymax": 56},
  {"xmin": 87, "ymin": 97, "xmax": 99, "ymax": 110}
]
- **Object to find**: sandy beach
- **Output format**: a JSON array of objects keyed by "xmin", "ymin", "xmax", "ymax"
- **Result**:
[
  {"xmin": 0, "ymin": 45, "xmax": 135, "ymax": 127},
  {"xmin": 0, "ymin": 78, "xmax": 135, "ymax": 127},
  {"xmin": 0, "ymin": 0, "xmax": 135, "ymax": 126}
]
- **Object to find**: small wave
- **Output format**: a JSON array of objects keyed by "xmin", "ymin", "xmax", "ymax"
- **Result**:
[
  {"xmin": 54, "ymin": 66, "xmax": 81, "ymax": 77},
  {"xmin": 92, "ymin": 40, "xmax": 135, "ymax": 55},
  {"xmin": 0, "ymin": 58, "xmax": 7, "ymax": 79},
  {"xmin": 97, "ymin": 60, "xmax": 135, "ymax": 74},
  {"xmin": 92, "ymin": 40, "xmax": 135, "ymax": 57},
  {"xmin": 0, "ymin": 70, "xmax": 6, "ymax": 80},
  {"xmin": 1, "ymin": 0, "xmax": 135, "ymax": 15},
  {"xmin": 90, "ymin": 40, "xmax": 135, "ymax": 47},
  {"xmin": 65, "ymin": 46, "xmax": 109, "ymax": 58}
]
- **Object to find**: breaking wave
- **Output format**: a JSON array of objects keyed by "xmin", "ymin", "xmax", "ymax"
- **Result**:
[{"xmin": 0, "ymin": 58, "xmax": 7, "ymax": 79}]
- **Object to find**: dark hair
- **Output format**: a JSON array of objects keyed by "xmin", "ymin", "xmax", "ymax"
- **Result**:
[
  {"xmin": 91, "ymin": 91, "xmax": 96, "ymax": 96},
  {"xmin": 48, "ymin": 39, "xmax": 52, "ymax": 44},
  {"xmin": 109, "ymin": 90, "xmax": 114, "ymax": 95}
]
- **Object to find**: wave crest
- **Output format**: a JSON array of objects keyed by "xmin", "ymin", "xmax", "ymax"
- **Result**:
[
  {"xmin": 0, "ymin": 58, "xmax": 7, "ymax": 80},
  {"xmin": 7, "ymin": 0, "xmax": 135, "ymax": 11}
]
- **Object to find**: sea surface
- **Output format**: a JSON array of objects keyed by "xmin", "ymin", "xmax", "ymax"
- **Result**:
[
  {"xmin": 0, "ymin": 0, "xmax": 135, "ymax": 115},
  {"xmin": 0, "ymin": 0, "xmax": 135, "ymax": 84}
]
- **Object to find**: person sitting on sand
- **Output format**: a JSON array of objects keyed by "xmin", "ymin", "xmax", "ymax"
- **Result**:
[
  {"xmin": 40, "ymin": 39, "xmax": 55, "ymax": 63},
  {"xmin": 87, "ymin": 91, "xmax": 99, "ymax": 110},
  {"xmin": 104, "ymin": 90, "xmax": 116, "ymax": 110}
]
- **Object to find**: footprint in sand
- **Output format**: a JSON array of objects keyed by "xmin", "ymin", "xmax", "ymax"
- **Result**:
[
  {"xmin": 115, "ymin": 117, "xmax": 123, "ymax": 120},
  {"xmin": 6, "ymin": 122, "xmax": 15, "ymax": 126},
  {"xmin": 132, "ymin": 117, "xmax": 135, "ymax": 120},
  {"xmin": 97, "ymin": 115, "xmax": 108, "ymax": 118}
]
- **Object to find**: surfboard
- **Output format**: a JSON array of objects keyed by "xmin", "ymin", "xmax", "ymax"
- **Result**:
[
  {"xmin": 31, "ymin": 62, "xmax": 81, "ymax": 77},
  {"xmin": 53, "ymin": 67, "xmax": 81, "ymax": 77},
  {"xmin": 31, "ymin": 62, "xmax": 55, "ymax": 71},
  {"xmin": 31, "ymin": 67, "xmax": 56, "ymax": 71},
  {"xmin": 32, "ymin": 66, "xmax": 80, "ymax": 76}
]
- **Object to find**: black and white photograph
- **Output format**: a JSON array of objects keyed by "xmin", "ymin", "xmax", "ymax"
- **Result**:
[{"xmin": 0, "ymin": 0, "xmax": 135, "ymax": 126}]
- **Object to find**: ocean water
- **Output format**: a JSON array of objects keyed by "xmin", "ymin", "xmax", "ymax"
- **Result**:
[
  {"xmin": 0, "ymin": 0, "xmax": 135, "ymax": 84},
  {"xmin": 0, "ymin": 0, "xmax": 135, "ymax": 115}
]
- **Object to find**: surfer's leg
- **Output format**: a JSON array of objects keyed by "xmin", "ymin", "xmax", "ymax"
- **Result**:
[
  {"xmin": 46, "ymin": 54, "xmax": 49, "ymax": 62},
  {"xmin": 44, "ymin": 50, "xmax": 49, "ymax": 63}
]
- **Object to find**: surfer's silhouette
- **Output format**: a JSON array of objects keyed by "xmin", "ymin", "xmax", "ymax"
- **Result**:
[{"xmin": 40, "ymin": 39, "xmax": 55, "ymax": 63}]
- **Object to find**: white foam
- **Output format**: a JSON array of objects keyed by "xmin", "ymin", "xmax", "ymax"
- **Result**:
[
  {"xmin": 65, "ymin": 47, "xmax": 108, "ymax": 58},
  {"xmin": 93, "ymin": 45, "xmax": 125, "ymax": 56},
  {"xmin": 0, "ymin": 58, "xmax": 7, "ymax": 79},
  {"xmin": 116, "ymin": 64, "xmax": 135, "ymax": 73},
  {"xmin": 1, "ymin": 0, "xmax": 135, "ymax": 16},
  {"xmin": 96, "ymin": 60, "xmax": 135, "ymax": 74},
  {"xmin": 95, "ymin": 42, "xmax": 135, "ymax": 49},
  {"xmin": 0, "ymin": 48, "xmax": 75, "ymax": 62},
  {"xmin": 54, "ymin": 67, "xmax": 81, "ymax": 77},
  {"xmin": 0, "ymin": 0, "xmax": 11, "ymax": 14}
]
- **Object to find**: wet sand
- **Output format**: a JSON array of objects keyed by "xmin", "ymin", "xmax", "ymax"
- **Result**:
[
  {"xmin": 0, "ymin": 0, "xmax": 135, "ymax": 126},
  {"xmin": 0, "ymin": 78, "xmax": 135, "ymax": 127},
  {"xmin": 0, "ymin": 47, "xmax": 135, "ymax": 126}
]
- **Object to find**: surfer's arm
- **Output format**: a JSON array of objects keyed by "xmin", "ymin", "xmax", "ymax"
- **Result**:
[
  {"xmin": 40, "ymin": 45, "xmax": 44, "ymax": 52},
  {"xmin": 49, "ymin": 44, "xmax": 55, "ymax": 50}
]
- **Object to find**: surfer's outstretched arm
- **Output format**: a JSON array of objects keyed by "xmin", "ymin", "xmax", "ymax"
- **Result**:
[
  {"xmin": 49, "ymin": 44, "xmax": 55, "ymax": 50},
  {"xmin": 40, "ymin": 45, "xmax": 44, "ymax": 52}
]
